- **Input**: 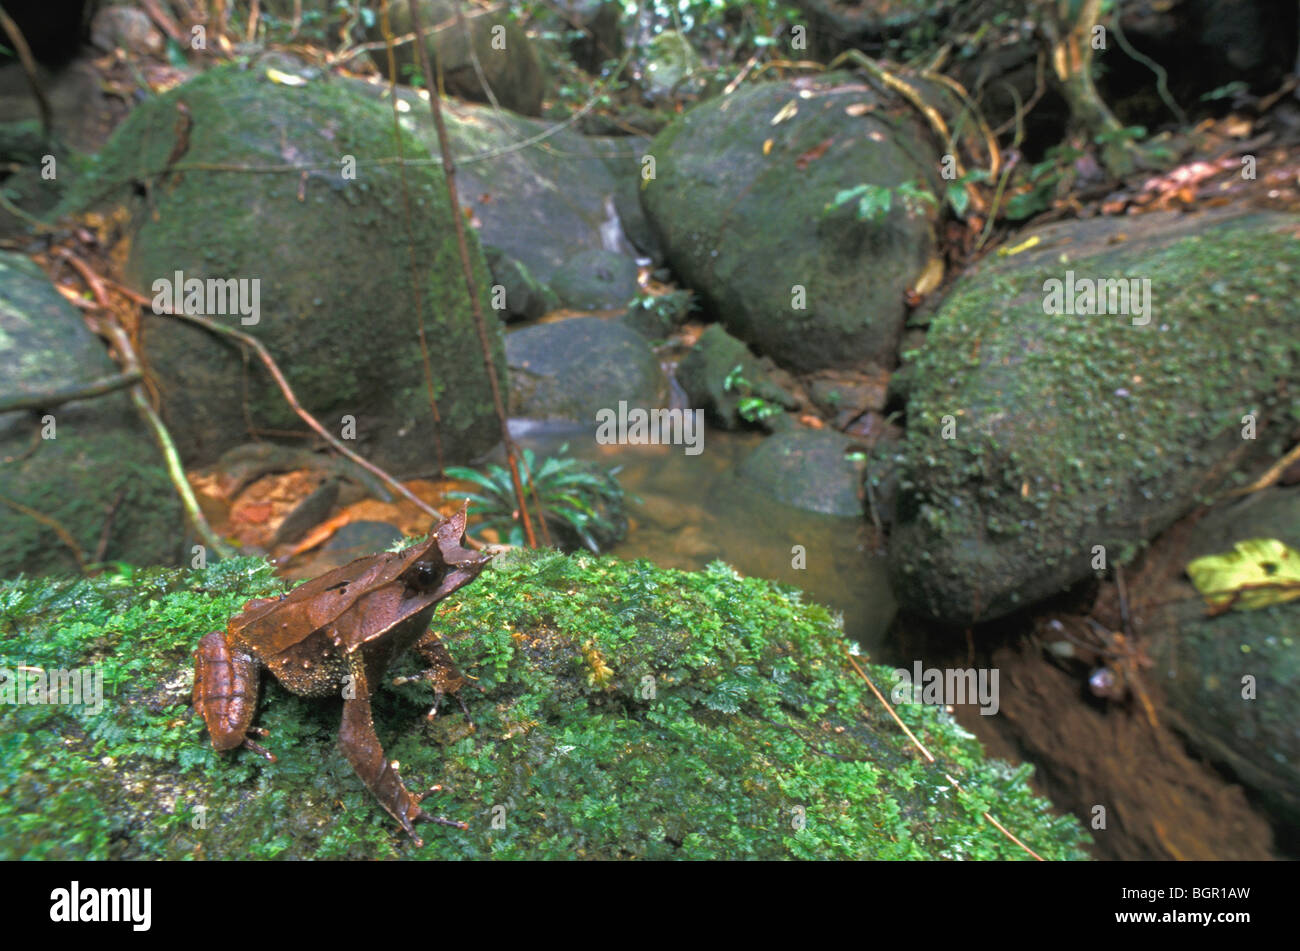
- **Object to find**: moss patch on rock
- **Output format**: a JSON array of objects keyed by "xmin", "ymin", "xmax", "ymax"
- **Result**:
[
  {"xmin": 0, "ymin": 550, "xmax": 1088, "ymax": 859},
  {"xmin": 59, "ymin": 64, "xmax": 504, "ymax": 471},
  {"xmin": 889, "ymin": 211, "xmax": 1300, "ymax": 624}
]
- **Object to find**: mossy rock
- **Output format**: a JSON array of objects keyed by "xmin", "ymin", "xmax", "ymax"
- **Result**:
[
  {"xmin": 0, "ymin": 550, "xmax": 1089, "ymax": 859},
  {"xmin": 343, "ymin": 79, "xmax": 652, "ymax": 287},
  {"xmin": 59, "ymin": 64, "xmax": 504, "ymax": 472},
  {"xmin": 641, "ymin": 71, "xmax": 944, "ymax": 372},
  {"xmin": 549, "ymin": 248, "xmax": 639, "ymax": 311},
  {"xmin": 0, "ymin": 252, "xmax": 181, "ymax": 578},
  {"xmin": 506, "ymin": 317, "xmax": 666, "ymax": 423},
  {"xmin": 485, "ymin": 247, "xmax": 559, "ymax": 322},
  {"xmin": 736, "ymin": 428, "xmax": 866, "ymax": 517},
  {"xmin": 1146, "ymin": 487, "xmax": 1300, "ymax": 832},
  {"xmin": 365, "ymin": 0, "xmax": 545, "ymax": 117},
  {"xmin": 888, "ymin": 211, "xmax": 1300, "ymax": 625},
  {"xmin": 676, "ymin": 324, "xmax": 799, "ymax": 430}
]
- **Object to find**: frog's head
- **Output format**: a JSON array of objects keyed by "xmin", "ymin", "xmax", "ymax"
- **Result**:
[{"xmin": 403, "ymin": 501, "xmax": 494, "ymax": 601}]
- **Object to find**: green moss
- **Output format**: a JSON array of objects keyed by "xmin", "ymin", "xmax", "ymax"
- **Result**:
[
  {"xmin": 0, "ymin": 551, "xmax": 1087, "ymax": 859},
  {"xmin": 890, "ymin": 214, "xmax": 1300, "ymax": 622}
]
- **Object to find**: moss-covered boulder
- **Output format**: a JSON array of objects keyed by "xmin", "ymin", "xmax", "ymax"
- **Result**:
[
  {"xmin": 676, "ymin": 324, "xmax": 799, "ymax": 430},
  {"xmin": 366, "ymin": 0, "xmax": 545, "ymax": 117},
  {"xmin": 0, "ymin": 550, "xmax": 1089, "ymax": 859},
  {"xmin": 344, "ymin": 79, "xmax": 653, "ymax": 288},
  {"xmin": 59, "ymin": 64, "xmax": 505, "ymax": 472},
  {"xmin": 1147, "ymin": 487, "xmax": 1300, "ymax": 832},
  {"xmin": 641, "ymin": 71, "xmax": 945, "ymax": 373},
  {"xmin": 888, "ymin": 211, "xmax": 1300, "ymax": 625},
  {"xmin": 736, "ymin": 428, "xmax": 866, "ymax": 517},
  {"xmin": 0, "ymin": 253, "xmax": 180, "ymax": 578},
  {"xmin": 506, "ymin": 317, "xmax": 666, "ymax": 423}
]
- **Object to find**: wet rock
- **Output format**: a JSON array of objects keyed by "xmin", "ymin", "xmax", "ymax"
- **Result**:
[
  {"xmin": 0, "ymin": 252, "xmax": 181, "ymax": 578},
  {"xmin": 676, "ymin": 325, "xmax": 798, "ymax": 430},
  {"xmin": 736, "ymin": 428, "xmax": 866, "ymax": 517},
  {"xmin": 506, "ymin": 317, "xmax": 666, "ymax": 423},
  {"xmin": 90, "ymin": 6, "xmax": 164, "ymax": 56},
  {"xmin": 888, "ymin": 210, "xmax": 1300, "ymax": 625},
  {"xmin": 485, "ymin": 247, "xmax": 559, "ymax": 322},
  {"xmin": 641, "ymin": 72, "xmax": 946, "ymax": 372}
]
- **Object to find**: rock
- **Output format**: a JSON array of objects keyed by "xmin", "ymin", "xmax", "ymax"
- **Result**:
[
  {"xmin": 790, "ymin": 0, "xmax": 957, "ymax": 61},
  {"xmin": 1146, "ymin": 487, "xmax": 1300, "ymax": 833},
  {"xmin": 676, "ymin": 325, "xmax": 798, "ymax": 430},
  {"xmin": 0, "ymin": 252, "xmax": 181, "ymax": 578},
  {"xmin": 345, "ymin": 80, "xmax": 653, "ymax": 287},
  {"xmin": 641, "ymin": 72, "xmax": 946, "ymax": 372},
  {"xmin": 60, "ymin": 65, "xmax": 506, "ymax": 473},
  {"xmin": 269, "ymin": 479, "xmax": 339, "ymax": 547},
  {"xmin": 485, "ymin": 247, "xmax": 558, "ymax": 321},
  {"xmin": 506, "ymin": 317, "xmax": 666, "ymax": 423},
  {"xmin": 366, "ymin": 0, "xmax": 545, "ymax": 116},
  {"xmin": 549, "ymin": 248, "xmax": 639, "ymax": 311},
  {"xmin": 0, "ymin": 551, "xmax": 1091, "ymax": 859},
  {"xmin": 639, "ymin": 30, "xmax": 703, "ymax": 102},
  {"xmin": 736, "ymin": 429, "xmax": 866, "ymax": 517},
  {"xmin": 888, "ymin": 210, "xmax": 1300, "ymax": 625},
  {"xmin": 618, "ymin": 288, "xmax": 693, "ymax": 340},
  {"xmin": 90, "ymin": 6, "xmax": 163, "ymax": 56},
  {"xmin": 550, "ymin": 0, "xmax": 624, "ymax": 74}
]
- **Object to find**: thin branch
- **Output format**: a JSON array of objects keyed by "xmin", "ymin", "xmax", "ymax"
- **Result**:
[
  {"xmin": 0, "ymin": 492, "xmax": 88, "ymax": 571},
  {"xmin": 406, "ymin": 0, "xmax": 536, "ymax": 548},
  {"xmin": 0, "ymin": 5, "xmax": 51, "ymax": 140}
]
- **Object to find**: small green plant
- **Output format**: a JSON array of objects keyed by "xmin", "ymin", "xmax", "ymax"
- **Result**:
[
  {"xmin": 723, "ymin": 365, "xmax": 782, "ymax": 423},
  {"xmin": 824, "ymin": 179, "xmax": 937, "ymax": 222},
  {"xmin": 445, "ymin": 447, "xmax": 629, "ymax": 553}
]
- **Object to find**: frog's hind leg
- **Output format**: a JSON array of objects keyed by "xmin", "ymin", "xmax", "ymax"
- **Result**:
[
  {"xmin": 193, "ymin": 631, "xmax": 276, "ymax": 762},
  {"xmin": 339, "ymin": 654, "xmax": 467, "ymax": 844}
]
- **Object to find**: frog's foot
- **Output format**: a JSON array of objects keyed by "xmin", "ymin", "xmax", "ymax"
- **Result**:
[
  {"xmin": 392, "ymin": 668, "xmax": 481, "ymax": 724},
  {"xmin": 241, "ymin": 727, "xmax": 277, "ymax": 762}
]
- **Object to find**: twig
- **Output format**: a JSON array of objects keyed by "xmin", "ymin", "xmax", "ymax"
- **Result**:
[
  {"xmin": 0, "ymin": 370, "xmax": 143, "ymax": 413},
  {"xmin": 1225, "ymin": 440, "xmax": 1300, "ymax": 498},
  {"xmin": 0, "ymin": 6, "xmax": 51, "ymax": 141},
  {"xmin": 844, "ymin": 650, "xmax": 1044, "ymax": 860},
  {"xmin": 0, "ymin": 493, "xmax": 88, "ymax": 571},
  {"xmin": 406, "ymin": 0, "xmax": 536, "ymax": 548}
]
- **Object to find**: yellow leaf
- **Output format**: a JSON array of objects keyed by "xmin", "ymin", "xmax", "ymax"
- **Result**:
[
  {"xmin": 265, "ymin": 68, "xmax": 308, "ymax": 87},
  {"xmin": 762, "ymin": 138, "xmax": 773, "ymax": 155},
  {"xmin": 1186, "ymin": 538, "xmax": 1300, "ymax": 613},
  {"xmin": 996, "ymin": 235, "xmax": 1041, "ymax": 257},
  {"xmin": 770, "ymin": 100, "xmax": 798, "ymax": 125}
]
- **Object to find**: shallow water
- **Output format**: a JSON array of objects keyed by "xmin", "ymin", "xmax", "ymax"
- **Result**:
[{"xmin": 510, "ymin": 419, "xmax": 899, "ymax": 658}]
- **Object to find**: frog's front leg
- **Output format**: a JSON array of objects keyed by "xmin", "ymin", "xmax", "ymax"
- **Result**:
[
  {"xmin": 339, "ymin": 653, "xmax": 467, "ymax": 844},
  {"xmin": 193, "ymin": 631, "xmax": 276, "ymax": 761},
  {"xmin": 392, "ymin": 631, "xmax": 479, "ymax": 721}
]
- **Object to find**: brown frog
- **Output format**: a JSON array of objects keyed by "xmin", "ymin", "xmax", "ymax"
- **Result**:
[{"xmin": 192, "ymin": 504, "xmax": 492, "ymax": 843}]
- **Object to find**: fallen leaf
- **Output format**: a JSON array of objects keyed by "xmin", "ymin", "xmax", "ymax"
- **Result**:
[
  {"xmin": 770, "ymin": 100, "xmax": 798, "ymax": 125},
  {"xmin": 845, "ymin": 103, "xmax": 875, "ymax": 117},
  {"xmin": 1187, "ymin": 538, "xmax": 1300, "ymax": 613},
  {"xmin": 762, "ymin": 138, "xmax": 773, "ymax": 155},
  {"xmin": 795, "ymin": 138, "xmax": 833, "ymax": 170}
]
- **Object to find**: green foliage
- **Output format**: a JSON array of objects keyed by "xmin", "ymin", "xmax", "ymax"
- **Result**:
[
  {"xmin": 723, "ymin": 365, "xmax": 782, "ymax": 423},
  {"xmin": 825, "ymin": 179, "xmax": 937, "ymax": 223},
  {"xmin": 0, "ymin": 552, "xmax": 1090, "ymax": 859},
  {"xmin": 445, "ymin": 447, "xmax": 629, "ymax": 553}
]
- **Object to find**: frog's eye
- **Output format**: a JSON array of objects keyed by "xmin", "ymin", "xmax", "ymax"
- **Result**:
[{"xmin": 411, "ymin": 561, "xmax": 445, "ymax": 591}]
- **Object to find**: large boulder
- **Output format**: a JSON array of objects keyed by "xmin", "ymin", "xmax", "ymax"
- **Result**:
[
  {"xmin": 887, "ymin": 210, "xmax": 1300, "ymax": 625},
  {"xmin": 1146, "ymin": 488, "xmax": 1300, "ymax": 834},
  {"xmin": 60, "ymin": 65, "xmax": 506, "ymax": 473},
  {"xmin": 0, "ymin": 252, "xmax": 181, "ymax": 577},
  {"xmin": 0, "ymin": 550, "xmax": 1090, "ymax": 859},
  {"xmin": 641, "ymin": 72, "xmax": 946, "ymax": 373},
  {"xmin": 344, "ymin": 79, "xmax": 655, "ymax": 293},
  {"xmin": 366, "ymin": 0, "xmax": 545, "ymax": 117},
  {"xmin": 506, "ymin": 317, "xmax": 666, "ymax": 423},
  {"xmin": 676, "ymin": 324, "xmax": 799, "ymax": 430}
]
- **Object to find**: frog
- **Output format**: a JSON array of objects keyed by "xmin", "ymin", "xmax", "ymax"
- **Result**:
[{"xmin": 192, "ymin": 504, "xmax": 492, "ymax": 844}]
